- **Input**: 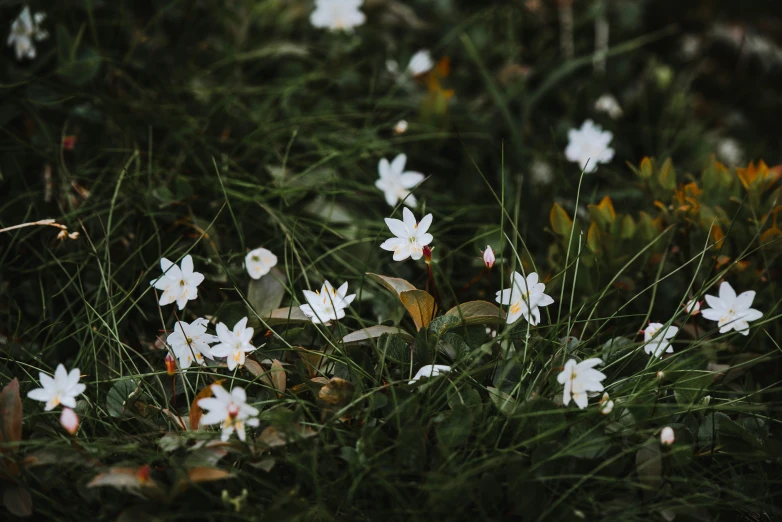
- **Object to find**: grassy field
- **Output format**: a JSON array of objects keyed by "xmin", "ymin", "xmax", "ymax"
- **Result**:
[{"xmin": 1, "ymin": 1, "xmax": 781, "ymax": 520}]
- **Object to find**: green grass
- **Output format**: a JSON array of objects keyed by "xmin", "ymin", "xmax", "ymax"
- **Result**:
[{"xmin": 1, "ymin": 1, "xmax": 782, "ymax": 520}]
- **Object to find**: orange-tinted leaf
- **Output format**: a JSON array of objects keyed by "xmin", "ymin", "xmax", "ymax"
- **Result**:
[
  {"xmin": 190, "ymin": 380, "xmax": 224, "ymax": 431},
  {"xmin": 639, "ymin": 157, "xmax": 654, "ymax": 179},
  {"xmin": 317, "ymin": 378, "xmax": 354, "ymax": 411},
  {"xmin": 187, "ymin": 467, "xmax": 232, "ymax": 483},
  {"xmin": 399, "ymin": 289, "xmax": 436, "ymax": 330},
  {"xmin": 549, "ymin": 203, "xmax": 573, "ymax": 236},
  {"xmin": 0, "ymin": 378, "xmax": 22, "ymax": 445},
  {"xmin": 586, "ymin": 222, "xmax": 601, "ymax": 255},
  {"xmin": 366, "ymin": 273, "xmax": 416, "ymax": 295}
]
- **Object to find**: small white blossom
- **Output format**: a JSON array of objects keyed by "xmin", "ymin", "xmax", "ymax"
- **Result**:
[
  {"xmin": 700, "ymin": 281, "xmax": 763, "ymax": 336},
  {"xmin": 7, "ymin": 6, "xmax": 47, "ymax": 61},
  {"xmin": 483, "ymin": 245, "xmax": 496, "ymax": 268},
  {"xmin": 564, "ymin": 119, "xmax": 615, "ymax": 174},
  {"xmin": 557, "ymin": 358, "xmax": 606, "ymax": 409},
  {"xmin": 375, "ymin": 153, "xmax": 425, "ymax": 208},
  {"xmin": 149, "ymin": 255, "xmax": 204, "ymax": 310},
  {"xmin": 530, "ymin": 159, "xmax": 554, "ymax": 185},
  {"xmin": 27, "ymin": 364, "xmax": 86, "ymax": 411},
  {"xmin": 642, "ymin": 322, "xmax": 678, "ymax": 358},
  {"xmin": 495, "ymin": 271, "xmax": 554, "ymax": 326},
  {"xmin": 407, "ymin": 50, "xmax": 433, "ymax": 76},
  {"xmin": 716, "ymin": 138, "xmax": 744, "ymax": 167},
  {"xmin": 594, "ymin": 94, "xmax": 623, "ymax": 119},
  {"xmin": 245, "ymin": 247, "xmax": 277, "ymax": 280},
  {"xmin": 684, "ymin": 299, "xmax": 701, "ymax": 315},
  {"xmin": 599, "ymin": 392, "xmax": 614, "ymax": 414},
  {"xmin": 197, "ymin": 384, "xmax": 259, "ymax": 442},
  {"xmin": 380, "ymin": 207, "xmax": 433, "ymax": 261},
  {"xmin": 310, "ymin": 0, "xmax": 365, "ymax": 32},
  {"xmin": 210, "ymin": 317, "xmax": 256, "ymax": 371},
  {"xmin": 408, "ymin": 364, "xmax": 451, "ymax": 385},
  {"xmin": 60, "ymin": 408, "xmax": 79, "ymax": 435},
  {"xmin": 166, "ymin": 318, "xmax": 218, "ymax": 369},
  {"xmin": 394, "ymin": 120, "xmax": 408, "ymax": 135},
  {"xmin": 300, "ymin": 280, "xmax": 355, "ymax": 324},
  {"xmin": 660, "ymin": 426, "xmax": 675, "ymax": 445}
]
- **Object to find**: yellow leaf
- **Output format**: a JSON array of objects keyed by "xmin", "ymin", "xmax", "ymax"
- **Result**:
[
  {"xmin": 399, "ymin": 289, "xmax": 436, "ymax": 331},
  {"xmin": 187, "ymin": 467, "xmax": 232, "ymax": 483},
  {"xmin": 639, "ymin": 157, "xmax": 653, "ymax": 179},
  {"xmin": 549, "ymin": 203, "xmax": 573, "ymax": 236},
  {"xmin": 586, "ymin": 222, "xmax": 601, "ymax": 255},
  {"xmin": 444, "ymin": 301, "xmax": 506, "ymax": 325},
  {"xmin": 366, "ymin": 273, "xmax": 416, "ymax": 295}
]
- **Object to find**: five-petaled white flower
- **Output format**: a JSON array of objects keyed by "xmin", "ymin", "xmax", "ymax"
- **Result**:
[
  {"xmin": 408, "ymin": 364, "xmax": 451, "ymax": 385},
  {"xmin": 380, "ymin": 207, "xmax": 433, "ymax": 261},
  {"xmin": 375, "ymin": 154, "xmax": 425, "ymax": 208},
  {"xmin": 27, "ymin": 364, "xmax": 86, "ymax": 411},
  {"xmin": 245, "ymin": 247, "xmax": 277, "ymax": 280},
  {"xmin": 700, "ymin": 281, "xmax": 763, "ymax": 336},
  {"xmin": 407, "ymin": 50, "xmax": 433, "ymax": 76},
  {"xmin": 564, "ymin": 119, "xmax": 615, "ymax": 174},
  {"xmin": 483, "ymin": 245, "xmax": 496, "ymax": 269},
  {"xmin": 495, "ymin": 271, "xmax": 554, "ymax": 326},
  {"xmin": 310, "ymin": 0, "xmax": 365, "ymax": 32},
  {"xmin": 594, "ymin": 94, "xmax": 623, "ymax": 119},
  {"xmin": 166, "ymin": 318, "xmax": 218, "ymax": 369},
  {"xmin": 149, "ymin": 255, "xmax": 204, "ymax": 310},
  {"xmin": 557, "ymin": 358, "xmax": 606, "ymax": 409},
  {"xmin": 210, "ymin": 317, "xmax": 256, "ymax": 371},
  {"xmin": 642, "ymin": 322, "xmax": 678, "ymax": 358},
  {"xmin": 197, "ymin": 384, "xmax": 259, "ymax": 442},
  {"xmin": 300, "ymin": 280, "xmax": 355, "ymax": 324},
  {"xmin": 7, "ymin": 6, "xmax": 47, "ymax": 61}
]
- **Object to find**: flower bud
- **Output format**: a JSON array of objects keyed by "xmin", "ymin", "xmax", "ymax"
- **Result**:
[
  {"xmin": 483, "ymin": 245, "xmax": 496, "ymax": 269},
  {"xmin": 422, "ymin": 245, "xmax": 433, "ymax": 265},
  {"xmin": 60, "ymin": 407, "xmax": 79, "ymax": 435},
  {"xmin": 394, "ymin": 120, "xmax": 408, "ymax": 135},
  {"xmin": 660, "ymin": 426, "xmax": 675, "ymax": 445},
  {"xmin": 165, "ymin": 353, "xmax": 177, "ymax": 375}
]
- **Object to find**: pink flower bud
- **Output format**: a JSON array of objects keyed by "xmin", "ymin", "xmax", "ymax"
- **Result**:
[
  {"xmin": 422, "ymin": 245, "xmax": 433, "ymax": 265},
  {"xmin": 483, "ymin": 245, "xmax": 495, "ymax": 269},
  {"xmin": 60, "ymin": 407, "xmax": 79, "ymax": 435},
  {"xmin": 660, "ymin": 426, "xmax": 675, "ymax": 445}
]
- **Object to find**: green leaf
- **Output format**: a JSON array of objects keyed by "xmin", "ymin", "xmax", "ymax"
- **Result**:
[
  {"xmin": 673, "ymin": 371, "xmax": 712, "ymax": 407},
  {"xmin": 377, "ymin": 333, "xmax": 411, "ymax": 365},
  {"xmin": 487, "ymin": 387, "xmax": 517, "ymax": 416},
  {"xmin": 635, "ymin": 437, "xmax": 662, "ymax": 495},
  {"xmin": 107, "ymin": 379, "xmax": 140, "ymax": 419},
  {"xmin": 436, "ymin": 404, "xmax": 473, "ymax": 447},
  {"xmin": 3, "ymin": 487, "xmax": 32, "ymax": 517},
  {"xmin": 342, "ymin": 325, "xmax": 413, "ymax": 344},
  {"xmin": 549, "ymin": 203, "xmax": 573, "ymax": 236},
  {"xmin": 247, "ymin": 267, "xmax": 287, "ymax": 319},
  {"xmin": 444, "ymin": 300, "xmax": 506, "ymax": 325},
  {"xmin": 428, "ymin": 315, "xmax": 461, "ymax": 336}
]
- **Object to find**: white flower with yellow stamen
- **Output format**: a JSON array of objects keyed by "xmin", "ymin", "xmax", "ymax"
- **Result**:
[
  {"xmin": 700, "ymin": 281, "xmax": 763, "ymax": 336},
  {"xmin": 245, "ymin": 247, "xmax": 277, "ymax": 280},
  {"xmin": 309, "ymin": 0, "xmax": 365, "ymax": 32},
  {"xmin": 495, "ymin": 271, "xmax": 554, "ymax": 325},
  {"xmin": 210, "ymin": 317, "xmax": 255, "ymax": 371},
  {"xmin": 197, "ymin": 384, "xmax": 259, "ymax": 442},
  {"xmin": 380, "ymin": 208, "xmax": 433, "ymax": 261},
  {"xmin": 557, "ymin": 358, "xmax": 606, "ymax": 409},
  {"xmin": 27, "ymin": 364, "xmax": 85, "ymax": 411},
  {"xmin": 300, "ymin": 280, "xmax": 355, "ymax": 324}
]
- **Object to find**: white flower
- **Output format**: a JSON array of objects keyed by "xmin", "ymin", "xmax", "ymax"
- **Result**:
[
  {"xmin": 495, "ymin": 271, "xmax": 554, "ymax": 326},
  {"xmin": 407, "ymin": 50, "xmax": 433, "ymax": 76},
  {"xmin": 642, "ymin": 322, "xmax": 678, "ymax": 358},
  {"xmin": 300, "ymin": 280, "xmax": 355, "ymax": 324},
  {"xmin": 594, "ymin": 94, "xmax": 623, "ymax": 119},
  {"xmin": 599, "ymin": 392, "xmax": 614, "ymax": 414},
  {"xmin": 530, "ymin": 159, "xmax": 554, "ymax": 185},
  {"xmin": 210, "ymin": 317, "xmax": 256, "ymax": 371},
  {"xmin": 394, "ymin": 120, "xmax": 408, "ymax": 135},
  {"xmin": 149, "ymin": 255, "xmax": 204, "ymax": 310},
  {"xmin": 660, "ymin": 426, "xmax": 675, "ymax": 445},
  {"xmin": 27, "ymin": 364, "xmax": 86, "ymax": 411},
  {"xmin": 564, "ymin": 119, "xmax": 615, "ymax": 174},
  {"xmin": 684, "ymin": 299, "xmax": 701, "ymax": 315},
  {"xmin": 701, "ymin": 281, "xmax": 763, "ymax": 335},
  {"xmin": 408, "ymin": 364, "xmax": 451, "ymax": 384},
  {"xmin": 716, "ymin": 138, "xmax": 743, "ymax": 167},
  {"xmin": 60, "ymin": 408, "xmax": 79, "ymax": 435},
  {"xmin": 7, "ymin": 7, "xmax": 47, "ymax": 61},
  {"xmin": 557, "ymin": 358, "xmax": 606, "ymax": 409},
  {"xmin": 380, "ymin": 207, "xmax": 433, "ymax": 261},
  {"xmin": 197, "ymin": 384, "xmax": 259, "ymax": 442},
  {"xmin": 310, "ymin": 0, "xmax": 365, "ymax": 32},
  {"xmin": 483, "ymin": 245, "xmax": 496, "ymax": 268},
  {"xmin": 166, "ymin": 318, "xmax": 218, "ymax": 369},
  {"xmin": 245, "ymin": 247, "xmax": 277, "ymax": 280},
  {"xmin": 375, "ymin": 154, "xmax": 425, "ymax": 208}
]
